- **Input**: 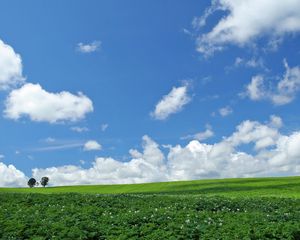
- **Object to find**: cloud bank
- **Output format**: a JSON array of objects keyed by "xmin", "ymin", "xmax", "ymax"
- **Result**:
[
  {"xmin": 1, "ymin": 115, "xmax": 299, "ymax": 187},
  {"xmin": 30, "ymin": 116, "xmax": 300, "ymax": 186}
]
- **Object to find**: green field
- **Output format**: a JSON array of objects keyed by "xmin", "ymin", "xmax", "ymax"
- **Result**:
[
  {"xmin": 0, "ymin": 176, "xmax": 300, "ymax": 239},
  {"xmin": 1, "ymin": 176, "xmax": 300, "ymax": 197}
]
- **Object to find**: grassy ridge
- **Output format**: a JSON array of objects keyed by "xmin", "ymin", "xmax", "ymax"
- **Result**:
[{"xmin": 1, "ymin": 176, "xmax": 300, "ymax": 198}]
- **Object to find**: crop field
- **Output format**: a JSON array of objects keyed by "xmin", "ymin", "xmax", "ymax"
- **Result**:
[{"xmin": 0, "ymin": 176, "xmax": 300, "ymax": 239}]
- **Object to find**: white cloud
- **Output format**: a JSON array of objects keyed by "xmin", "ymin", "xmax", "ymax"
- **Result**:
[
  {"xmin": 70, "ymin": 126, "xmax": 89, "ymax": 133},
  {"xmin": 219, "ymin": 106, "xmax": 233, "ymax": 117},
  {"xmin": 182, "ymin": 124, "xmax": 214, "ymax": 141},
  {"xmin": 4, "ymin": 83, "xmax": 93, "ymax": 123},
  {"xmin": 0, "ymin": 39, "xmax": 25, "ymax": 90},
  {"xmin": 245, "ymin": 75, "xmax": 266, "ymax": 101},
  {"xmin": 101, "ymin": 123, "xmax": 109, "ymax": 132},
  {"xmin": 31, "ymin": 115, "xmax": 300, "ymax": 185},
  {"xmin": 32, "ymin": 142, "xmax": 84, "ymax": 152},
  {"xmin": 129, "ymin": 149, "xmax": 143, "ymax": 159},
  {"xmin": 274, "ymin": 59, "xmax": 300, "ymax": 104},
  {"xmin": 33, "ymin": 136, "xmax": 167, "ymax": 185},
  {"xmin": 2, "ymin": 115, "xmax": 298, "ymax": 187},
  {"xmin": 151, "ymin": 84, "xmax": 191, "ymax": 120},
  {"xmin": 192, "ymin": 1, "xmax": 221, "ymax": 30},
  {"xmin": 195, "ymin": 0, "xmax": 300, "ymax": 55},
  {"xmin": 234, "ymin": 57, "xmax": 265, "ymax": 69},
  {"xmin": 226, "ymin": 117, "xmax": 281, "ymax": 150},
  {"xmin": 269, "ymin": 115, "xmax": 283, "ymax": 128},
  {"xmin": 45, "ymin": 137, "xmax": 56, "ymax": 143},
  {"xmin": 192, "ymin": 129, "xmax": 214, "ymax": 141},
  {"xmin": 167, "ymin": 115, "xmax": 297, "ymax": 180},
  {"xmin": 245, "ymin": 59, "xmax": 300, "ymax": 105},
  {"xmin": 0, "ymin": 162, "xmax": 27, "ymax": 187},
  {"xmin": 83, "ymin": 140, "xmax": 102, "ymax": 151},
  {"xmin": 76, "ymin": 41, "xmax": 101, "ymax": 53}
]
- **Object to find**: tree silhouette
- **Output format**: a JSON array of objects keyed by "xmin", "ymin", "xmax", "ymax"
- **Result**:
[
  {"xmin": 40, "ymin": 177, "xmax": 49, "ymax": 187},
  {"xmin": 28, "ymin": 178, "xmax": 37, "ymax": 188}
]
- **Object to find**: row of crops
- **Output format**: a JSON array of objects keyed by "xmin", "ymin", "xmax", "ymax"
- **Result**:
[{"xmin": 0, "ymin": 193, "xmax": 299, "ymax": 239}]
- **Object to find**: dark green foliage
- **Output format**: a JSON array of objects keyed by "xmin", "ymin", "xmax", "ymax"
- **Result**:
[
  {"xmin": 0, "ymin": 193, "xmax": 299, "ymax": 239},
  {"xmin": 40, "ymin": 177, "xmax": 49, "ymax": 187},
  {"xmin": 27, "ymin": 178, "xmax": 37, "ymax": 188}
]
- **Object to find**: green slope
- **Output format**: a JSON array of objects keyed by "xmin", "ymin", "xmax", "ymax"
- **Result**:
[{"xmin": 1, "ymin": 176, "xmax": 300, "ymax": 198}]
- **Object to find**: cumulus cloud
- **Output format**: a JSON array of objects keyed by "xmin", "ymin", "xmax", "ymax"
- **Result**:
[
  {"xmin": 0, "ymin": 40, "xmax": 93, "ymax": 124},
  {"xmin": 151, "ymin": 84, "xmax": 191, "ymax": 120},
  {"xmin": 0, "ymin": 162, "xmax": 27, "ymax": 187},
  {"xmin": 226, "ymin": 117, "xmax": 281, "ymax": 150},
  {"xmin": 0, "ymin": 39, "xmax": 25, "ymax": 90},
  {"xmin": 181, "ymin": 124, "xmax": 214, "ymax": 141},
  {"xmin": 244, "ymin": 59, "xmax": 300, "ymax": 105},
  {"xmin": 31, "ymin": 115, "xmax": 300, "ymax": 186},
  {"xmin": 83, "ymin": 140, "xmax": 102, "ymax": 151},
  {"xmin": 76, "ymin": 41, "xmax": 101, "ymax": 53},
  {"xmin": 195, "ymin": 0, "xmax": 300, "ymax": 55},
  {"xmin": 169, "ymin": 115, "xmax": 299, "ymax": 180},
  {"xmin": 4, "ymin": 83, "xmax": 93, "ymax": 123}
]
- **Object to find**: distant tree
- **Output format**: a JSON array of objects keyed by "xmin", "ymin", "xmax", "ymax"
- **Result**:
[
  {"xmin": 28, "ymin": 178, "xmax": 37, "ymax": 188},
  {"xmin": 40, "ymin": 177, "xmax": 49, "ymax": 187}
]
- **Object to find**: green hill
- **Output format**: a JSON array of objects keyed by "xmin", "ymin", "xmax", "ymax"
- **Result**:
[
  {"xmin": 1, "ymin": 175, "xmax": 300, "ymax": 198},
  {"xmin": 1, "ymin": 176, "xmax": 300, "ymax": 239}
]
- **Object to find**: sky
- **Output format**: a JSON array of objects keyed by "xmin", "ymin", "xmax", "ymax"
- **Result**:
[{"xmin": 0, "ymin": 0, "xmax": 300, "ymax": 187}]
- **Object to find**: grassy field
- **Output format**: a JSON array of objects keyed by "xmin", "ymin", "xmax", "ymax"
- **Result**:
[
  {"xmin": 1, "ymin": 176, "xmax": 300, "ymax": 239},
  {"xmin": 1, "ymin": 176, "xmax": 300, "ymax": 198}
]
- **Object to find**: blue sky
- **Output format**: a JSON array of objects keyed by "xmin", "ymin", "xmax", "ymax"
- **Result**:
[{"xmin": 0, "ymin": 1, "xmax": 300, "ymax": 186}]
